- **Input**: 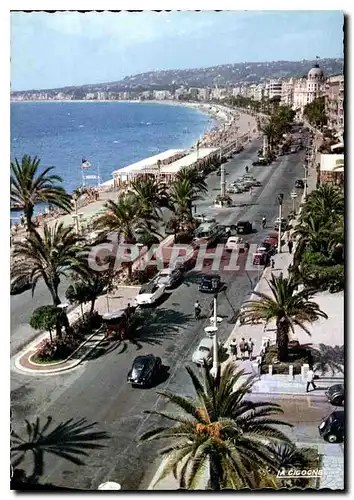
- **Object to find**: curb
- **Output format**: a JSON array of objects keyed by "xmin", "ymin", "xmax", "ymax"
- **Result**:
[{"xmin": 13, "ymin": 331, "xmax": 106, "ymax": 376}]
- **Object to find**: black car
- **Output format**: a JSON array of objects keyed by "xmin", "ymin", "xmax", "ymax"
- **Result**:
[
  {"xmin": 318, "ymin": 410, "xmax": 344, "ymax": 443},
  {"xmin": 295, "ymin": 179, "xmax": 304, "ymax": 189},
  {"xmin": 260, "ymin": 241, "xmax": 276, "ymax": 256},
  {"xmin": 236, "ymin": 221, "xmax": 253, "ymax": 234},
  {"xmin": 127, "ymin": 354, "xmax": 162, "ymax": 387},
  {"xmin": 325, "ymin": 384, "xmax": 344, "ymax": 406},
  {"xmin": 199, "ymin": 274, "xmax": 221, "ymax": 293},
  {"xmin": 252, "ymin": 158, "xmax": 269, "ymax": 166}
]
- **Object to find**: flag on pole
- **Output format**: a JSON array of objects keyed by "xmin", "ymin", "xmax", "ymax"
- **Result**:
[{"xmin": 81, "ymin": 159, "xmax": 91, "ymax": 169}]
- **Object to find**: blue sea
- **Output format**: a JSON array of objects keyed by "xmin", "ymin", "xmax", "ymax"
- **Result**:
[{"xmin": 11, "ymin": 101, "xmax": 214, "ymax": 217}]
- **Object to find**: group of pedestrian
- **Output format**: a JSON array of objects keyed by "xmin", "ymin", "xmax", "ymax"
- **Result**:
[{"xmin": 229, "ymin": 337, "xmax": 255, "ymax": 361}]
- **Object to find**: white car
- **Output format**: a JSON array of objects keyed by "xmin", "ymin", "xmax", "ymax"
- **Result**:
[
  {"xmin": 227, "ymin": 185, "xmax": 243, "ymax": 194},
  {"xmin": 192, "ymin": 337, "xmax": 214, "ymax": 366},
  {"xmin": 225, "ymin": 236, "xmax": 247, "ymax": 252},
  {"xmin": 134, "ymin": 282, "xmax": 166, "ymax": 306}
]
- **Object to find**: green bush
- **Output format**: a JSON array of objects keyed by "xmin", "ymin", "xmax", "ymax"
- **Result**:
[
  {"xmin": 302, "ymin": 264, "xmax": 344, "ymax": 292},
  {"xmin": 302, "ymin": 251, "xmax": 334, "ymax": 267}
]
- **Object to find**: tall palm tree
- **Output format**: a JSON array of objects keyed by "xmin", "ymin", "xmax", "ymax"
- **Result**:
[
  {"xmin": 11, "ymin": 222, "xmax": 82, "ymax": 305},
  {"xmin": 140, "ymin": 363, "xmax": 293, "ymax": 490},
  {"xmin": 310, "ymin": 344, "xmax": 344, "ymax": 376},
  {"xmin": 94, "ymin": 194, "xmax": 160, "ymax": 278},
  {"xmin": 176, "ymin": 166, "xmax": 208, "ymax": 195},
  {"xmin": 239, "ymin": 273, "xmax": 328, "ymax": 361},
  {"xmin": 303, "ymin": 184, "xmax": 344, "ymax": 218},
  {"xmin": 11, "ymin": 416, "xmax": 108, "ymax": 482},
  {"xmin": 258, "ymin": 119, "xmax": 278, "ymax": 152},
  {"xmin": 66, "ymin": 258, "xmax": 115, "ymax": 316},
  {"xmin": 11, "ymin": 155, "xmax": 72, "ymax": 232},
  {"xmin": 94, "ymin": 193, "xmax": 160, "ymax": 243},
  {"xmin": 293, "ymin": 216, "xmax": 331, "ymax": 255},
  {"xmin": 129, "ymin": 177, "xmax": 170, "ymax": 214},
  {"xmin": 169, "ymin": 178, "xmax": 200, "ymax": 223}
]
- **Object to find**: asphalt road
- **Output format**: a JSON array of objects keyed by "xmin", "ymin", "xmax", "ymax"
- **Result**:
[{"xmin": 11, "ymin": 138, "xmax": 312, "ymax": 490}]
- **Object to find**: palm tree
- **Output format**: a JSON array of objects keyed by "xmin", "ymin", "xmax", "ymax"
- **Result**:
[
  {"xmin": 303, "ymin": 184, "xmax": 344, "ymax": 218},
  {"xmin": 12, "ymin": 222, "xmax": 82, "ymax": 306},
  {"xmin": 239, "ymin": 273, "xmax": 328, "ymax": 361},
  {"xmin": 66, "ymin": 259, "xmax": 115, "ymax": 316},
  {"xmin": 94, "ymin": 194, "xmax": 160, "ymax": 279},
  {"xmin": 293, "ymin": 216, "xmax": 331, "ymax": 255},
  {"xmin": 129, "ymin": 177, "xmax": 170, "ymax": 214},
  {"xmin": 310, "ymin": 344, "xmax": 344, "ymax": 376},
  {"xmin": 94, "ymin": 193, "xmax": 160, "ymax": 243},
  {"xmin": 11, "ymin": 155, "xmax": 72, "ymax": 232},
  {"xmin": 258, "ymin": 118, "xmax": 279, "ymax": 152},
  {"xmin": 176, "ymin": 166, "xmax": 208, "ymax": 195},
  {"xmin": 169, "ymin": 178, "xmax": 199, "ymax": 223},
  {"xmin": 139, "ymin": 363, "xmax": 293, "ymax": 490},
  {"xmin": 11, "ymin": 416, "xmax": 108, "ymax": 482}
]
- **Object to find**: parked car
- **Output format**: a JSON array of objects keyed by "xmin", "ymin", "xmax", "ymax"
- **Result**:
[
  {"xmin": 252, "ymin": 158, "xmax": 269, "ymax": 166},
  {"xmin": 252, "ymin": 251, "xmax": 270, "ymax": 266},
  {"xmin": 199, "ymin": 274, "xmax": 222, "ymax": 293},
  {"xmin": 192, "ymin": 337, "xmax": 214, "ymax": 366},
  {"xmin": 274, "ymin": 218, "xmax": 287, "ymax": 231},
  {"xmin": 227, "ymin": 185, "xmax": 243, "ymax": 194},
  {"xmin": 295, "ymin": 179, "xmax": 305, "ymax": 189},
  {"xmin": 225, "ymin": 236, "xmax": 248, "ymax": 252},
  {"xmin": 253, "ymin": 180, "xmax": 262, "ymax": 187},
  {"xmin": 326, "ymin": 384, "xmax": 344, "ymax": 406},
  {"xmin": 263, "ymin": 236, "xmax": 278, "ymax": 248},
  {"xmin": 290, "ymin": 147, "xmax": 297, "ymax": 154},
  {"xmin": 260, "ymin": 241, "xmax": 276, "ymax": 256},
  {"xmin": 134, "ymin": 282, "xmax": 166, "ymax": 306},
  {"xmin": 153, "ymin": 268, "xmax": 183, "ymax": 289},
  {"xmin": 236, "ymin": 221, "xmax": 253, "ymax": 234},
  {"xmin": 318, "ymin": 410, "xmax": 344, "ymax": 443},
  {"xmin": 127, "ymin": 354, "xmax": 162, "ymax": 387}
]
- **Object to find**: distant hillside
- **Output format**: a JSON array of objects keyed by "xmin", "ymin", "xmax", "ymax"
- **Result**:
[{"xmin": 12, "ymin": 58, "xmax": 344, "ymax": 95}]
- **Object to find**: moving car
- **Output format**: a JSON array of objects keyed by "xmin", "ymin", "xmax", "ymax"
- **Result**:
[
  {"xmin": 295, "ymin": 179, "xmax": 305, "ymax": 189},
  {"xmin": 153, "ymin": 267, "xmax": 183, "ymax": 289},
  {"xmin": 102, "ymin": 306, "xmax": 135, "ymax": 339},
  {"xmin": 325, "ymin": 384, "xmax": 344, "ymax": 406},
  {"xmin": 318, "ymin": 410, "xmax": 344, "ymax": 443},
  {"xmin": 127, "ymin": 354, "xmax": 162, "ymax": 387},
  {"xmin": 290, "ymin": 147, "xmax": 297, "ymax": 154},
  {"xmin": 199, "ymin": 274, "xmax": 222, "ymax": 293},
  {"xmin": 192, "ymin": 337, "xmax": 214, "ymax": 366},
  {"xmin": 225, "ymin": 236, "xmax": 248, "ymax": 252},
  {"xmin": 134, "ymin": 282, "xmax": 166, "ymax": 306},
  {"xmin": 236, "ymin": 221, "xmax": 253, "ymax": 234}
]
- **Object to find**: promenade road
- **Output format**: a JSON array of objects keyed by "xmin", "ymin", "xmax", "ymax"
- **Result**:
[{"xmin": 11, "ymin": 140, "xmax": 309, "ymax": 490}]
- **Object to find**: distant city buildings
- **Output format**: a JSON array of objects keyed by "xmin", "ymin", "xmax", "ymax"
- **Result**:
[
  {"xmin": 325, "ymin": 74, "xmax": 344, "ymax": 133},
  {"xmin": 10, "ymin": 61, "xmax": 344, "ymax": 133}
]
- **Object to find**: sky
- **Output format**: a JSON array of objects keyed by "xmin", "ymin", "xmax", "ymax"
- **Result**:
[{"xmin": 10, "ymin": 10, "xmax": 344, "ymax": 91}]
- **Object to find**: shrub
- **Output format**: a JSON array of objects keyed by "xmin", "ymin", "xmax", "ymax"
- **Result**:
[
  {"xmin": 175, "ymin": 231, "xmax": 194, "ymax": 244},
  {"xmin": 34, "ymin": 336, "xmax": 82, "ymax": 362},
  {"xmin": 302, "ymin": 264, "xmax": 344, "ymax": 292},
  {"xmin": 302, "ymin": 251, "xmax": 334, "ymax": 267},
  {"xmin": 29, "ymin": 305, "xmax": 67, "ymax": 342}
]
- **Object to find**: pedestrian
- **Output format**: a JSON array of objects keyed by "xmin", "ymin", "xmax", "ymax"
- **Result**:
[
  {"xmin": 306, "ymin": 366, "xmax": 317, "ymax": 392},
  {"xmin": 288, "ymin": 240, "xmax": 293, "ymax": 254},
  {"xmin": 239, "ymin": 337, "xmax": 246, "ymax": 361},
  {"xmin": 247, "ymin": 337, "xmax": 255, "ymax": 360},
  {"xmin": 230, "ymin": 338, "xmax": 237, "ymax": 360}
]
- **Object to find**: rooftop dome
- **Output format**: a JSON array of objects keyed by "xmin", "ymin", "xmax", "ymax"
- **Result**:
[{"xmin": 308, "ymin": 63, "xmax": 325, "ymax": 80}]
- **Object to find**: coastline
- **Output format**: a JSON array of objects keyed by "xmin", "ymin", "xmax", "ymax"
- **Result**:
[{"xmin": 11, "ymin": 100, "xmax": 258, "ymax": 212}]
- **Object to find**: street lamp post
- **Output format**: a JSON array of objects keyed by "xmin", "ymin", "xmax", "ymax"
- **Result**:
[
  {"xmin": 220, "ymin": 163, "xmax": 226, "ymax": 197},
  {"xmin": 210, "ymin": 294, "xmax": 219, "ymax": 377},
  {"xmin": 277, "ymin": 193, "xmax": 284, "ymax": 254},
  {"xmin": 303, "ymin": 165, "xmax": 308, "ymax": 199},
  {"xmin": 290, "ymin": 191, "xmax": 297, "ymax": 215}
]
